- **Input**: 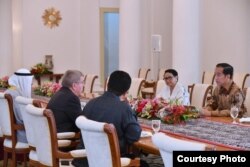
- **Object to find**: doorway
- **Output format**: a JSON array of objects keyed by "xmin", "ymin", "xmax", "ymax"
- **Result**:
[{"xmin": 100, "ymin": 8, "xmax": 119, "ymax": 86}]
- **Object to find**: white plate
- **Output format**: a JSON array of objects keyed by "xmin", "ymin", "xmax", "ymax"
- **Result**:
[
  {"xmin": 239, "ymin": 117, "xmax": 250, "ymax": 123},
  {"xmin": 140, "ymin": 131, "xmax": 152, "ymax": 137}
]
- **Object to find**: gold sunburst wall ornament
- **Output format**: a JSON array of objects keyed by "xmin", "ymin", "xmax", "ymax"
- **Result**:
[{"xmin": 42, "ymin": 7, "xmax": 62, "ymax": 29}]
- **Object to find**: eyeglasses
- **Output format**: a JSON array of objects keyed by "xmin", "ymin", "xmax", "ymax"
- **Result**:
[{"xmin": 164, "ymin": 76, "xmax": 173, "ymax": 80}]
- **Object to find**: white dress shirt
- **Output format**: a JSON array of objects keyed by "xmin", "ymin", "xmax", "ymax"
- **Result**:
[{"xmin": 156, "ymin": 82, "xmax": 190, "ymax": 105}]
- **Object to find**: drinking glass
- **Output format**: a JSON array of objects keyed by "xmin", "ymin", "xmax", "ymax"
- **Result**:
[
  {"xmin": 230, "ymin": 106, "xmax": 239, "ymax": 124},
  {"xmin": 151, "ymin": 120, "xmax": 161, "ymax": 134}
]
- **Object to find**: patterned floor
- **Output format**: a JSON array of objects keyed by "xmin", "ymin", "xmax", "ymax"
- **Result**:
[
  {"xmin": 142, "ymin": 154, "xmax": 164, "ymax": 167},
  {"xmin": 0, "ymin": 156, "xmax": 164, "ymax": 167}
]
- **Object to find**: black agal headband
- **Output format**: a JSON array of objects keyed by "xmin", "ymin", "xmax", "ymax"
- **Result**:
[{"xmin": 14, "ymin": 72, "xmax": 33, "ymax": 76}]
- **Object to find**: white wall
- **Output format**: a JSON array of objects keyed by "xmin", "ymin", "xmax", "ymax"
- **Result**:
[
  {"xmin": 151, "ymin": 0, "xmax": 173, "ymax": 70},
  {"xmin": 80, "ymin": 0, "xmax": 100, "ymax": 76},
  {"xmin": 1, "ymin": 0, "xmax": 250, "ymax": 88},
  {"xmin": 22, "ymin": 0, "xmax": 81, "ymax": 73},
  {"xmin": 140, "ymin": 0, "xmax": 173, "ymax": 80},
  {"xmin": 172, "ymin": 0, "xmax": 201, "ymax": 86},
  {"xmin": 99, "ymin": 0, "xmax": 119, "ymax": 8},
  {"xmin": 0, "ymin": 0, "xmax": 13, "ymax": 76},
  {"xmin": 200, "ymin": 0, "xmax": 250, "ymax": 80}
]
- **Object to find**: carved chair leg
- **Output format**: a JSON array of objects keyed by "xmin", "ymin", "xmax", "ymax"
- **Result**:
[
  {"xmin": 3, "ymin": 151, "xmax": 8, "ymax": 167},
  {"xmin": 11, "ymin": 152, "xmax": 16, "ymax": 167},
  {"xmin": 23, "ymin": 154, "xmax": 28, "ymax": 167}
]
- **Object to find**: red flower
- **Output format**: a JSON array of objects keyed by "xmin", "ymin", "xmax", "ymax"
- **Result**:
[
  {"xmin": 133, "ymin": 98, "xmax": 199, "ymax": 124},
  {"xmin": 0, "ymin": 76, "xmax": 9, "ymax": 88},
  {"xmin": 34, "ymin": 82, "xmax": 61, "ymax": 97}
]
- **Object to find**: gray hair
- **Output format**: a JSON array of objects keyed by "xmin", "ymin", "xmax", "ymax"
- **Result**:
[{"xmin": 61, "ymin": 70, "xmax": 83, "ymax": 88}]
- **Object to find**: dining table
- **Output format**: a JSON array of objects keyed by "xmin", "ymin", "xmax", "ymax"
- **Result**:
[
  {"xmin": 134, "ymin": 116, "xmax": 250, "ymax": 155},
  {"xmin": 30, "ymin": 93, "xmax": 250, "ymax": 154}
]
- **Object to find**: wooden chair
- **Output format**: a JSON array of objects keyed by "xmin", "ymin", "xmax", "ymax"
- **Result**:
[
  {"xmin": 140, "ymin": 68, "xmax": 167, "ymax": 99},
  {"xmin": 0, "ymin": 127, "xmax": 3, "ymax": 160},
  {"xmin": 128, "ymin": 78, "xmax": 145, "ymax": 99},
  {"xmin": 15, "ymin": 96, "xmax": 44, "ymax": 166},
  {"xmin": 157, "ymin": 68, "xmax": 167, "ymax": 80},
  {"xmin": 140, "ymin": 81, "xmax": 156, "ymax": 99},
  {"xmin": 15, "ymin": 96, "xmax": 79, "ymax": 166},
  {"xmin": 34, "ymin": 99, "xmax": 48, "ymax": 108},
  {"xmin": 155, "ymin": 80, "xmax": 165, "ymax": 96},
  {"xmin": 141, "ymin": 80, "xmax": 165, "ymax": 99},
  {"xmin": 202, "ymin": 71, "xmax": 215, "ymax": 85},
  {"xmin": 189, "ymin": 84, "xmax": 213, "ymax": 109},
  {"xmin": 104, "ymin": 76, "xmax": 110, "ymax": 92},
  {"xmin": 138, "ymin": 68, "xmax": 150, "ymax": 80},
  {"xmin": 0, "ymin": 126, "xmax": 3, "ymax": 137},
  {"xmin": 0, "ymin": 93, "xmax": 29, "ymax": 167},
  {"xmin": 75, "ymin": 116, "xmax": 140, "ymax": 167},
  {"xmin": 83, "ymin": 74, "xmax": 98, "ymax": 94},
  {"xmin": 233, "ymin": 73, "xmax": 250, "ymax": 90},
  {"xmin": 25, "ymin": 104, "xmax": 86, "ymax": 167},
  {"xmin": 152, "ymin": 132, "xmax": 206, "ymax": 167},
  {"xmin": 243, "ymin": 87, "xmax": 250, "ymax": 117}
]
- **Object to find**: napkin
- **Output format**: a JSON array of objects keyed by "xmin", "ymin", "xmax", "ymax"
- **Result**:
[
  {"xmin": 239, "ymin": 117, "xmax": 250, "ymax": 123},
  {"xmin": 140, "ymin": 131, "xmax": 152, "ymax": 137}
]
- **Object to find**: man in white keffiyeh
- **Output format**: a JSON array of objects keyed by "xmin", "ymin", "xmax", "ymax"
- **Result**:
[{"xmin": 5, "ymin": 68, "xmax": 33, "ymax": 143}]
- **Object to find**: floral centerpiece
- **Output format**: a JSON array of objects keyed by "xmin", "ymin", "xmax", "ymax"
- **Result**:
[
  {"xmin": 0, "ymin": 76, "xmax": 9, "ymax": 88},
  {"xmin": 133, "ymin": 98, "xmax": 164, "ymax": 118},
  {"xmin": 133, "ymin": 98, "xmax": 199, "ymax": 124},
  {"xmin": 33, "ymin": 82, "xmax": 61, "ymax": 97},
  {"xmin": 30, "ymin": 63, "xmax": 53, "ymax": 78}
]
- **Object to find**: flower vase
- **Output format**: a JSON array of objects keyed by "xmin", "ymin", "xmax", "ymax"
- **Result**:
[{"xmin": 45, "ymin": 55, "xmax": 54, "ymax": 70}]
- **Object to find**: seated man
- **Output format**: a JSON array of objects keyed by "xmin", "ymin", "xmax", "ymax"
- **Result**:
[
  {"xmin": 5, "ymin": 68, "xmax": 33, "ymax": 143},
  {"xmin": 202, "ymin": 63, "xmax": 246, "ymax": 117},
  {"xmin": 73, "ymin": 70, "xmax": 147, "ymax": 167},
  {"xmin": 47, "ymin": 70, "xmax": 84, "ymax": 133}
]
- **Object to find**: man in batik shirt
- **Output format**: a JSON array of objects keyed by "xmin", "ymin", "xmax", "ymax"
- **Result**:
[{"xmin": 202, "ymin": 63, "xmax": 246, "ymax": 117}]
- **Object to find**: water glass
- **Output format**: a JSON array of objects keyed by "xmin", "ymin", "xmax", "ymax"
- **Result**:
[
  {"xmin": 151, "ymin": 120, "xmax": 161, "ymax": 133},
  {"xmin": 230, "ymin": 106, "xmax": 239, "ymax": 124}
]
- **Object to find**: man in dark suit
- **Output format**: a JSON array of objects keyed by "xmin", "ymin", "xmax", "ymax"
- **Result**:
[
  {"xmin": 83, "ymin": 70, "xmax": 141, "ymax": 154},
  {"xmin": 47, "ymin": 70, "xmax": 84, "ymax": 133},
  {"xmin": 72, "ymin": 70, "xmax": 146, "ymax": 167}
]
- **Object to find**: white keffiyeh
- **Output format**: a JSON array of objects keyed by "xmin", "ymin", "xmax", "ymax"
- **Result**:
[{"xmin": 8, "ymin": 68, "xmax": 33, "ymax": 98}]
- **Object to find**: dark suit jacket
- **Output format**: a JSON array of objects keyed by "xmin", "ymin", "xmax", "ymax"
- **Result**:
[
  {"xmin": 82, "ymin": 91, "xmax": 142, "ymax": 155},
  {"xmin": 47, "ymin": 87, "xmax": 83, "ymax": 133}
]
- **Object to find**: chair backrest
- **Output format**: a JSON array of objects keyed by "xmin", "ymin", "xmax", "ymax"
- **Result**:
[
  {"xmin": 0, "ymin": 93, "xmax": 15, "ymax": 139},
  {"xmin": 243, "ymin": 87, "xmax": 250, "ymax": 117},
  {"xmin": 25, "ymin": 104, "xmax": 58, "ymax": 166},
  {"xmin": 202, "ymin": 71, "xmax": 215, "ymax": 85},
  {"xmin": 128, "ymin": 78, "xmax": 145, "ymax": 99},
  {"xmin": 138, "ymin": 68, "xmax": 150, "ymax": 80},
  {"xmin": 104, "ymin": 76, "xmax": 110, "ymax": 92},
  {"xmin": 0, "ymin": 127, "xmax": 2, "ymax": 137},
  {"xmin": 15, "ymin": 96, "xmax": 42, "ymax": 148},
  {"xmin": 152, "ymin": 132, "xmax": 206, "ymax": 167},
  {"xmin": 76, "ymin": 116, "xmax": 121, "ymax": 167},
  {"xmin": 0, "ymin": 93, "xmax": 30, "ymax": 167},
  {"xmin": 189, "ymin": 84, "xmax": 213, "ymax": 108},
  {"xmin": 83, "ymin": 74, "xmax": 98, "ymax": 93},
  {"xmin": 155, "ymin": 80, "xmax": 165, "ymax": 95},
  {"xmin": 158, "ymin": 68, "xmax": 167, "ymax": 80},
  {"xmin": 233, "ymin": 73, "xmax": 249, "ymax": 90}
]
